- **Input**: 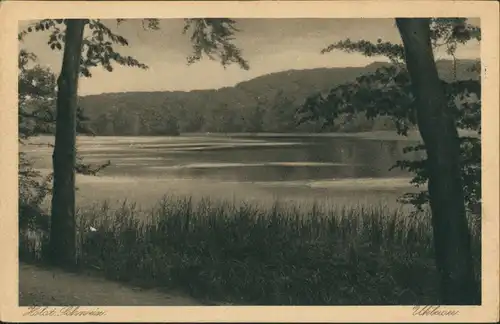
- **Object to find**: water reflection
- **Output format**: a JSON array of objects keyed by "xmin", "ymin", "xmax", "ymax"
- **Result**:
[
  {"xmin": 78, "ymin": 135, "xmax": 423, "ymax": 182},
  {"xmin": 25, "ymin": 134, "xmax": 423, "ymax": 209}
]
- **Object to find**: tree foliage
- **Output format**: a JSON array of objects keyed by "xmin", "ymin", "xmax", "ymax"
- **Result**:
[
  {"xmin": 18, "ymin": 45, "xmax": 104, "ymax": 232},
  {"xmin": 18, "ymin": 51, "xmax": 56, "ymax": 231},
  {"xmin": 183, "ymin": 18, "xmax": 249, "ymax": 70},
  {"xmin": 299, "ymin": 18, "xmax": 481, "ymax": 214},
  {"xmin": 19, "ymin": 19, "xmax": 151, "ymax": 78}
]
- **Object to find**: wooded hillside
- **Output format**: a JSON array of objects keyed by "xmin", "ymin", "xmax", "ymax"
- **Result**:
[{"xmin": 78, "ymin": 59, "xmax": 478, "ymax": 135}]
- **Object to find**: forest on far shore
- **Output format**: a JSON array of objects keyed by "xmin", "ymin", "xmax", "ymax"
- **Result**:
[{"xmin": 73, "ymin": 59, "xmax": 478, "ymax": 136}]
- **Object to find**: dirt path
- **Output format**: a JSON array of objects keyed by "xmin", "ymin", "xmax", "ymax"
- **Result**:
[{"xmin": 19, "ymin": 263, "xmax": 201, "ymax": 306}]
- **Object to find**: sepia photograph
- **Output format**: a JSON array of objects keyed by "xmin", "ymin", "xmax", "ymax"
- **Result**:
[{"xmin": 0, "ymin": 0, "xmax": 499, "ymax": 322}]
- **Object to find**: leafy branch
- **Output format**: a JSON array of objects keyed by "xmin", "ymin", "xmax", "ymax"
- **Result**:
[
  {"xmin": 322, "ymin": 38, "xmax": 405, "ymax": 64},
  {"xmin": 19, "ymin": 19, "xmax": 152, "ymax": 78},
  {"xmin": 183, "ymin": 18, "xmax": 250, "ymax": 70},
  {"xmin": 301, "ymin": 18, "xmax": 481, "ymax": 214}
]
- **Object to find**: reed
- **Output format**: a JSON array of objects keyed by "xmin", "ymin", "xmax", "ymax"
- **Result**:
[{"xmin": 19, "ymin": 195, "xmax": 481, "ymax": 305}]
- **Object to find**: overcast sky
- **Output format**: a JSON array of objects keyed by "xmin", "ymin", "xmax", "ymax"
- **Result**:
[{"xmin": 19, "ymin": 18, "xmax": 480, "ymax": 95}]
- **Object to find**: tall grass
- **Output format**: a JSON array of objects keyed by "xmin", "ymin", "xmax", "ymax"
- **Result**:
[{"xmin": 19, "ymin": 195, "xmax": 481, "ymax": 305}]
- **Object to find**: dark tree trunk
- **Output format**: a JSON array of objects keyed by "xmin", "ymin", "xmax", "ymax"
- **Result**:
[
  {"xmin": 396, "ymin": 18, "xmax": 478, "ymax": 304},
  {"xmin": 49, "ymin": 19, "xmax": 85, "ymax": 267}
]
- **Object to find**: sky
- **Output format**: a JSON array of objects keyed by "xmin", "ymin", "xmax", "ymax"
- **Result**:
[{"xmin": 19, "ymin": 18, "xmax": 480, "ymax": 95}]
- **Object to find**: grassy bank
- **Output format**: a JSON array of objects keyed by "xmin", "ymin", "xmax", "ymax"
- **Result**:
[{"xmin": 19, "ymin": 196, "xmax": 482, "ymax": 305}]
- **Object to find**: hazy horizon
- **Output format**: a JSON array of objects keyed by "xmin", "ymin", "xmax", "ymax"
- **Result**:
[{"xmin": 19, "ymin": 18, "xmax": 480, "ymax": 96}]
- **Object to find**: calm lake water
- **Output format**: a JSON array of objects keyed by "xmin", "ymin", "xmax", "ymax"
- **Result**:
[{"xmin": 24, "ymin": 133, "xmax": 425, "ymax": 211}]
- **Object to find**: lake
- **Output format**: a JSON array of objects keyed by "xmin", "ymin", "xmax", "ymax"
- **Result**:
[{"xmin": 23, "ymin": 132, "xmax": 425, "ymax": 212}]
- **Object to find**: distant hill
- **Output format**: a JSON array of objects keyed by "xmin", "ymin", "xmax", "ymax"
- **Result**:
[{"xmin": 79, "ymin": 59, "xmax": 479, "ymax": 136}]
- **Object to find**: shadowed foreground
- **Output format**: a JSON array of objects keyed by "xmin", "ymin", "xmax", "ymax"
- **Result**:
[
  {"xmin": 19, "ymin": 263, "xmax": 201, "ymax": 306},
  {"xmin": 19, "ymin": 196, "xmax": 481, "ymax": 305}
]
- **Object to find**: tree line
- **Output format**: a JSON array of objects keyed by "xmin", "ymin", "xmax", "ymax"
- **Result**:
[
  {"xmin": 23, "ymin": 58, "xmax": 476, "ymax": 137},
  {"xmin": 85, "ymin": 91, "xmax": 399, "ymax": 135},
  {"xmin": 18, "ymin": 17, "xmax": 481, "ymax": 304}
]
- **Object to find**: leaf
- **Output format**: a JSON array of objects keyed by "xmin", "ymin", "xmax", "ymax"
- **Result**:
[{"xmin": 80, "ymin": 68, "xmax": 92, "ymax": 78}]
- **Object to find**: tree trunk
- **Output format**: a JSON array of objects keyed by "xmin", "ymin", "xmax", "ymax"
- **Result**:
[
  {"xmin": 396, "ymin": 18, "xmax": 478, "ymax": 304},
  {"xmin": 49, "ymin": 19, "xmax": 85, "ymax": 267}
]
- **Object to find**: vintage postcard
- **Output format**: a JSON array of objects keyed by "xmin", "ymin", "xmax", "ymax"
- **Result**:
[{"xmin": 0, "ymin": 0, "xmax": 498, "ymax": 322}]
